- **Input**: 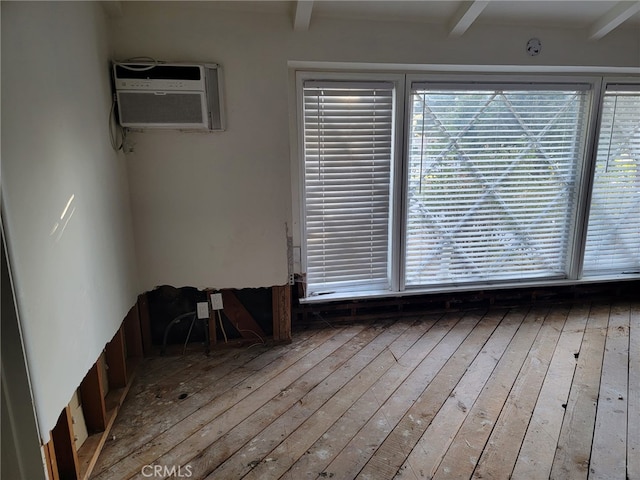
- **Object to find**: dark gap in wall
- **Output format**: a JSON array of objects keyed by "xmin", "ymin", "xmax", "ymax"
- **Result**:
[
  {"xmin": 292, "ymin": 280, "xmax": 640, "ymax": 328},
  {"xmin": 147, "ymin": 286, "xmax": 207, "ymax": 345},
  {"xmin": 232, "ymin": 287, "xmax": 273, "ymax": 336},
  {"xmin": 146, "ymin": 285, "xmax": 273, "ymax": 347}
]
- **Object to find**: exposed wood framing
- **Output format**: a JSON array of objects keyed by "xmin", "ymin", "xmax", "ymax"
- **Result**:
[
  {"xmin": 44, "ymin": 440, "xmax": 60, "ymax": 480},
  {"xmin": 207, "ymin": 297, "xmax": 218, "ymax": 349},
  {"xmin": 51, "ymin": 406, "xmax": 80, "ymax": 480},
  {"xmin": 44, "ymin": 302, "xmax": 144, "ymax": 480},
  {"xmin": 79, "ymin": 360, "xmax": 107, "ymax": 433},
  {"xmin": 137, "ymin": 293, "xmax": 153, "ymax": 356},
  {"xmin": 123, "ymin": 304, "xmax": 144, "ymax": 359},
  {"xmin": 105, "ymin": 327, "xmax": 127, "ymax": 389},
  {"xmin": 294, "ymin": 0, "xmax": 314, "ymax": 31},
  {"xmin": 272, "ymin": 285, "xmax": 292, "ymax": 343},
  {"xmin": 589, "ymin": 1, "xmax": 640, "ymax": 40},
  {"xmin": 220, "ymin": 289, "xmax": 266, "ymax": 340},
  {"xmin": 448, "ymin": 0, "xmax": 489, "ymax": 37}
]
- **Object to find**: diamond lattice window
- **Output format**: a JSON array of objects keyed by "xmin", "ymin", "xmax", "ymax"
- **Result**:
[{"xmin": 405, "ymin": 85, "xmax": 590, "ymax": 286}]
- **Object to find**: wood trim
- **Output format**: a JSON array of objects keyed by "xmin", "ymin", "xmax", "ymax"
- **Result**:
[
  {"xmin": 51, "ymin": 406, "xmax": 80, "ymax": 480},
  {"xmin": 272, "ymin": 285, "xmax": 292, "ymax": 343},
  {"xmin": 105, "ymin": 327, "xmax": 127, "ymax": 389},
  {"xmin": 220, "ymin": 289, "xmax": 266, "ymax": 340},
  {"xmin": 79, "ymin": 359, "xmax": 107, "ymax": 433}
]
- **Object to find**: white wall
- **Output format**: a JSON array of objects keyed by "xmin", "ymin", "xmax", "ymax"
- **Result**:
[
  {"xmin": 1, "ymin": 1, "xmax": 139, "ymax": 442},
  {"xmin": 111, "ymin": 2, "xmax": 640, "ymax": 294}
]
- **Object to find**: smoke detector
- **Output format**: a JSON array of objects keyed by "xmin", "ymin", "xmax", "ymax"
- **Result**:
[{"xmin": 526, "ymin": 38, "xmax": 542, "ymax": 56}]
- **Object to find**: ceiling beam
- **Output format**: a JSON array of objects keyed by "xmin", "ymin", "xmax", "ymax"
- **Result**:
[
  {"xmin": 589, "ymin": 1, "xmax": 640, "ymax": 40},
  {"xmin": 294, "ymin": 1, "xmax": 314, "ymax": 32},
  {"xmin": 448, "ymin": 0, "xmax": 489, "ymax": 37}
]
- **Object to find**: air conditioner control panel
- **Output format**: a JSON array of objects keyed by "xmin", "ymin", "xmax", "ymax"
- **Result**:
[{"xmin": 114, "ymin": 78, "xmax": 204, "ymax": 91}]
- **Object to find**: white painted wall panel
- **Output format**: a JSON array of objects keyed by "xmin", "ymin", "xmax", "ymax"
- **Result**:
[{"xmin": 1, "ymin": 1, "xmax": 139, "ymax": 441}]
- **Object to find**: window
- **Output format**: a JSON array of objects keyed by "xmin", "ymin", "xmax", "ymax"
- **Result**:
[
  {"xmin": 296, "ymin": 73, "xmax": 640, "ymax": 300},
  {"xmin": 583, "ymin": 85, "xmax": 640, "ymax": 275},
  {"xmin": 405, "ymin": 84, "xmax": 589, "ymax": 286},
  {"xmin": 302, "ymin": 81, "xmax": 395, "ymax": 296}
]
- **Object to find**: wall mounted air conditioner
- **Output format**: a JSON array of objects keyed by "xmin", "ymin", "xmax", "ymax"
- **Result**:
[{"xmin": 112, "ymin": 62, "xmax": 225, "ymax": 131}]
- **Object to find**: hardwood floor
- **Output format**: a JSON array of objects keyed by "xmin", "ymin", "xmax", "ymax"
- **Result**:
[{"xmin": 91, "ymin": 300, "xmax": 639, "ymax": 480}]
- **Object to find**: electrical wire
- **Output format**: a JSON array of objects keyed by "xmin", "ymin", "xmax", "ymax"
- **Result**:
[
  {"xmin": 108, "ymin": 95, "xmax": 126, "ymax": 152},
  {"xmin": 217, "ymin": 310, "xmax": 229, "ymax": 343},
  {"xmin": 234, "ymin": 323, "xmax": 265, "ymax": 345},
  {"xmin": 113, "ymin": 57, "xmax": 161, "ymax": 71}
]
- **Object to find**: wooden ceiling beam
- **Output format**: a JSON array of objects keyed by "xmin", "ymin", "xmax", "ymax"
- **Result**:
[
  {"xmin": 448, "ymin": 0, "xmax": 489, "ymax": 37},
  {"xmin": 589, "ymin": 1, "xmax": 640, "ymax": 40},
  {"xmin": 294, "ymin": 0, "xmax": 314, "ymax": 32}
]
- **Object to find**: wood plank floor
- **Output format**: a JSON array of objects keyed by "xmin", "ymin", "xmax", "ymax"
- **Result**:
[{"xmin": 91, "ymin": 300, "xmax": 639, "ymax": 480}]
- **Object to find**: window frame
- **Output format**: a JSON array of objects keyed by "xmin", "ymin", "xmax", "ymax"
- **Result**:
[
  {"xmin": 294, "ymin": 71, "xmax": 406, "ymax": 298},
  {"xmin": 400, "ymin": 73, "xmax": 602, "ymax": 292},
  {"xmin": 579, "ymin": 76, "xmax": 640, "ymax": 278},
  {"xmin": 292, "ymin": 68, "xmax": 640, "ymax": 302}
]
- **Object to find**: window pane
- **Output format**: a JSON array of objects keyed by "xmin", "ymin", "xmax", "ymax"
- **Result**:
[
  {"xmin": 583, "ymin": 88, "xmax": 640, "ymax": 274},
  {"xmin": 303, "ymin": 82, "xmax": 394, "ymax": 295},
  {"xmin": 405, "ymin": 87, "xmax": 589, "ymax": 286}
]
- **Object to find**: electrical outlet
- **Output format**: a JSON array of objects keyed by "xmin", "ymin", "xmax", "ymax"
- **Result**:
[
  {"xmin": 196, "ymin": 302, "xmax": 209, "ymax": 319},
  {"xmin": 210, "ymin": 293, "xmax": 224, "ymax": 310}
]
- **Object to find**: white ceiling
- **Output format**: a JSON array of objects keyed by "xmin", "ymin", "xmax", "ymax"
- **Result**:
[
  {"xmin": 189, "ymin": 1, "xmax": 640, "ymax": 39},
  {"xmin": 311, "ymin": 1, "xmax": 640, "ymax": 26}
]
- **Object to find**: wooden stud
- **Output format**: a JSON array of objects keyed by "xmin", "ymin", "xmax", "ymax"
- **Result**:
[
  {"xmin": 272, "ymin": 285, "xmax": 292, "ymax": 343},
  {"xmin": 51, "ymin": 406, "xmax": 80, "ymax": 480},
  {"xmin": 79, "ymin": 358, "xmax": 107, "ymax": 433},
  {"xmin": 206, "ymin": 289, "xmax": 218, "ymax": 349},
  {"xmin": 123, "ymin": 304, "xmax": 144, "ymax": 359},
  {"xmin": 105, "ymin": 327, "xmax": 127, "ymax": 389},
  {"xmin": 220, "ymin": 289, "xmax": 266, "ymax": 340},
  {"xmin": 137, "ymin": 293, "xmax": 153, "ymax": 356},
  {"xmin": 44, "ymin": 440, "xmax": 60, "ymax": 480}
]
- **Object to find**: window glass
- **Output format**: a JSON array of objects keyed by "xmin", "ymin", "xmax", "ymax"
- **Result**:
[
  {"xmin": 405, "ymin": 86, "xmax": 589, "ymax": 286},
  {"xmin": 583, "ymin": 87, "xmax": 640, "ymax": 275},
  {"xmin": 302, "ymin": 82, "xmax": 395, "ymax": 295}
]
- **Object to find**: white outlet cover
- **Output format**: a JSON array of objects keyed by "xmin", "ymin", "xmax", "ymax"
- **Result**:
[
  {"xmin": 210, "ymin": 293, "xmax": 224, "ymax": 310},
  {"xmin": 197, "ymin": 302, "xmax": 209, "ymax": 319}
]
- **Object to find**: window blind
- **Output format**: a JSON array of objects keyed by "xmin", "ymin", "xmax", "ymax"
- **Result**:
[
  {"xmin": 583, "ymin": 86, "xmax": 640, "ymax": 275},
  {"xmin": 405, "ymin": 86, "xmax": 589, "ymax": 286},
  {"xmin": 302, "ymin": 82, "xmax": 394, "ymax": 295}
]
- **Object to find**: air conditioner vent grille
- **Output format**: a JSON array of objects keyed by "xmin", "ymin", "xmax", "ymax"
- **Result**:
[{"xmin": 117, "ymin": 91, "xmax": 206, "ymax": 128}]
